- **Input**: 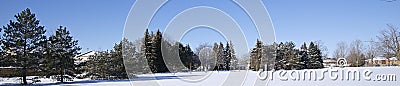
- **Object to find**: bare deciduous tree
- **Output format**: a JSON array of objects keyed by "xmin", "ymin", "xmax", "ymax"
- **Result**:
[
  {"xmin": 364, "ymin": 39, "xmax": 380, "ymax": 59},
  {"xmin": 196, "ymin": 43, "xmax": 214, "ymax": 71},
  {"xmin": 377, "ymin": 24, "xmax": 400, "ymax": 59},
  {"xmin": 347, "ymin": 40, "xmax": 366, "ymax": 67},
  {"xmin": 314, "ymin": 40, "xmax": 329, "ymax": 58},
  {"xmin": 333, "ymin": 41, "xmax": 348, "ymax": 59}
]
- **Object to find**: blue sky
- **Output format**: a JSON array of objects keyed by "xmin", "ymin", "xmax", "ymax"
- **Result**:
[{"xmin": 1, "ymin": 0, "xmax": 400, "ymax": 57}]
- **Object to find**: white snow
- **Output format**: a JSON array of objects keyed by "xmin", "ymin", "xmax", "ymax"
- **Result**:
[{"xmin": 1, "ymin": 67, "xmax": 399, "ymax": 86}]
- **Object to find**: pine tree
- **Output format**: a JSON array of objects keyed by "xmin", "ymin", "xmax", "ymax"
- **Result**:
[
  {"xmin": 85, "ymin": 39, "xmax": 132, "ymax": 80},
  {"xmin": 0, "ymin": 27, "xmax": 10, "ymax": 67},
  {"xmin": 250, "ymin": 39, "xmax": 263, "ymax": 71},
  {"xmin": 178, "ymin": 43, "xmax": 200, "ymax": 70},
  {"xmin": 110, "ymin": 39, "xmax": 127, "ymax": 79},
  {"xmin": 143, "ymin": 29, "xmax": 173, "ymax": 73},
  {"xmin": 144, "ymin": 29, "xmax": 156, "ymax": 73},
  {"xmin": 299, "ymin": 42, "xmax": 309, "ymax": 69},
  {"xmin": 47, "ymin": 26, "xmax": 81, "ymax": 82},
  {"xmin": 213, "ymin": 42, "xmax": 224, "ymax": 70},
  {"xmin": 140, "ymin": 29, "xmax": 151, "ymax": 73},
  {"xmin": 122, "ymin": 38, "xmax": 141, "ymax": 75},
  {"xmin": 275, "ymin": 42, "xmax": 285, "ymax": 70},
  {"xmin": 308, "ymin": 42, "xmax": 324, "ymax": 69},
  {"xmin": 228, "ymin": 41, "xmax": 237, "ymax": 70},
  {"xmin": 152, "ymin": 30, "xmax": 168, "ymax": 73},
  {"xmin": 292, "ymin": 50, "xmax": 303, "ymax": 70},
  {"xmin": 1, "ymin": 8, "xmax": 47, "ymax": 84},
  {"xmin": 0, "ymin": 28, "xmax": 4, "ymax": 67},
  {"xmin": 164, "ymin": 42, "xmax": 185, "ymax": 72},
  {"xmin": 224, "ymin": 42, "xmax": 231, "ymax": 70},
  {"xmin": 86, "ymin": 51, "xmax": 111, "ymax": 79},
  {"xmin": 283, "ymin": 42, "xmax": 298, "ymax": 70},
  {"xmin": 262, "ymin": 42, "xmax": 276, "ymax": 71}
]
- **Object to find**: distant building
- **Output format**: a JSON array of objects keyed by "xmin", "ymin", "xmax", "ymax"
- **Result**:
[
  {"xmin": 0, "ymin": 66, "xmax": 22, "ymax": 77},
  {"xmin": 74, "ymin": 51, "xmax": 96, "ymax": 64},
  {"xmin": 365, "ymin": 56, "xmax": 399, "ymax": 66},
  {"xmin": 322, "ymin": 57, "xmax": 353, "ymax": 67},
  {"xmin": 388, "ymin": 57, "xmax": 398, "ymax": 66},
  {"xmin": 323, "ymin": 58, "xmax": 337, "ymax": 67}
]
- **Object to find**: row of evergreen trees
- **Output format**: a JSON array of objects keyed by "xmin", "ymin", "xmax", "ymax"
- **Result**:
[
  {"xmin": 0, "ymin": 8, "xmax": 325, "ymax": 85},
  {"xmin": 125, "ymin": 29, "xmax": 202, "ymax": 73},
  {"xmin": 124, "ymin": 29, "xmax": 239, "ymax": 74},
  {"xmin": 249, "ymin": 40, "xmax": 324, "ymax": 71},
  {"xmin": 212, "ymin": 42, "xmax": 237, "ymax": 70},
  {"xmin": 0, "ymin": 8, "xmax": 81, "ymax": 84}
]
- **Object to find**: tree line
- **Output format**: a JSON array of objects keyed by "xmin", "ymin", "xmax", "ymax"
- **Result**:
[
  {"xmin": 0, "ymin": 7, "xmax": 327, "ymax": 84},
  {"xmin": 212, "ymin": 41, "xmax": 237, "ymax": 71},
  {"xmin": 122, "ymin": 29, "xmax": 202, "ymax": 75},
  {"xmin": 249, "ymin": 40, "xmax": 324, "ymax": 71},
  {"xmin": 124, "ymin": 28, "xmax": 239, "ymax": 75},
  {"xmin": 80, "ymin": 40, "xmax": 127, "ymax": 80}
]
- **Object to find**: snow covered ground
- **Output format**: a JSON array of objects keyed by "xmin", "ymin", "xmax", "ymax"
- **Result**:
[
  {"xmin": 1, "ymin": 67, "xmax": 399, "ymax": 86},
  {"xmin": 129, "ymin": 67, "xmax": 400, "ymax": 86},
  {"xmin": 0, "ymin": 77, "xmax": 131, "ymax": 86}
]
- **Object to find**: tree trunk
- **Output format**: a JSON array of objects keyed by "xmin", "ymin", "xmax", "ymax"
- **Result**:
[
  {"xmin": 22, "ymin": 67, "xmax": 27, "ymax": 85},
  {"xmin": 61, "ymin": 68, "xmax": 64, "ymax": 83}
]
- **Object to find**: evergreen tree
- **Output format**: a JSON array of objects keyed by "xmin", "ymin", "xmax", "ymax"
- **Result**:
[
  {"xmin": 123, "ymin": 37, "xmax": 152, "ymax": 75},
  {"xmin": 222, "ymin": 42, "xmax": 230, "ymax": 70},
  {"xmin": 1, "ymin": 8, "xmax": 47, "ymax": 84},
  {"xmin": 274, "ymin": 42, "xmax": 285, "ymax": 70},
  {"xmin": 250, "ymin": 39, "xmax": 263, "ymax": 71},
  {"xmin": 85, "ymin": 39, "xmax": 133, "ymax": 80},
  {"xmin": 299, "ymin": 42, "xmax": 309, "ymax": 69},
  {"xmin": 142, "ymin": 29, "xmax": 177, "ymax": 73},
  {"xmin": 121, "ymin": 38, "xmax": 140, "ymax": 76},
  {"xmin": 213, "ymin": 42, "xmax": 224, "ymax": 70},
  {"xmin": 164, "ymin": 42, "xmax": 185, "ymax": 72},
  {"xmin": 228, "ymin": 41, "xmax": 237, "ymax": 70},
  {"xmin": 308, "ymin": 42, "xmax": 324, "ymax": 69},
  {"xmin": 178, "ymin": 43, "xmax": 200, "ymax": 70},
  {"xmin": 144, "ymin": 29, "xmax": 156, "ymax": 73},
  {"xmin": 109, "ymin": 39, "xmax": 128, "ymax": 79},
  {"xmin": 46, "ymin": 26, "xmax": 81, "ymax": 82},
  {"xmin": 0, "ymin": 28, "xmax": 4, "ymax": 67},
  {"xmin": 139, "ymin": 29, "xmax": 151, "ymax": 73},
  {"xmin": 86, "ymin": 51, "xmax": 111, "ymax": 79},
  {"xmin": 283, "ymin": 42, "xmax": 298, "ymax": 70},
  {"xmin": 262, "ymin": 42, "xmax": 277, "ymax": 71},
  {"xmin": 0, "ymin": 28, "xmax": 7, "ymax": 67},
  {"xmin": 152, "ymin": 30, "xmax": 168, "ymax": 73}
]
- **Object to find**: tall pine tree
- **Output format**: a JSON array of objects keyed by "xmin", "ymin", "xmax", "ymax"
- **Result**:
[
  {"xmin": 152, "ymin": 30, "xmax": 168, "ymax": 72},
  {"xmin": 47, "ymin": 26, "xmax": 81, "ymax": 82},
  {"xmin": 109, "ymin": 39, "xmax": 128, "ymax": 79},
  {"xmin": 228, "ymin": 41, "xmax": 237, "ymax": 70},
  {"xmin": 1, "ymin": 8, "xmax": 47, "ymax": 84},
  {"xmin": 250, "ymin": 39, "xmax": 263, "ymax": 71},
  {"xmin": 284, "ymin": 41, "xmax": 299, "ymax": 70},
  {"xmin": 299, "ymin": 42, "xmax": 309, "ymax": 69},
  {"xmin": 223, "ymin": 42, "xmax": 230, "ymax": 70},
  {"xmin": 274, "ymin": 42, "xmax": 285, "ymax": 70},
  {"xmin": 262, "ymin": 42, "xmax": 277, "ymax": 71},
  {"xmin": 307, "ymin": 42, "xmax": 324, "ymax": 69}
]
